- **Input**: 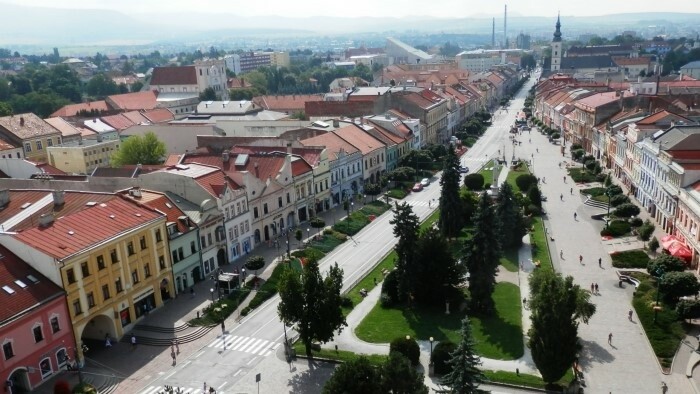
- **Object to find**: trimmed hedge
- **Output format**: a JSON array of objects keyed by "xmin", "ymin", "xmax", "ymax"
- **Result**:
[
  {"xmin": 431, "ymin": 340, "xmax": 457, "ymax": 375},
  {"xmin": 610, "ymin": 249, "xmax": 650, "ymax": 269},
  {"xmin": 389, "ymin": 336, "xmax": 420, "ymax": 366},
  {"xmin": 600, "ymin": 220, "xmax": 631, "ymax": 237}
]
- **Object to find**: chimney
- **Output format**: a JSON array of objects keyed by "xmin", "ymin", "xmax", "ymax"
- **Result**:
[
  {"xmin": 52, "ymin": 190, "xmax": 65, "ymax": 207},
  {"xmin": 19, "ymin": 117, "xmax": 24, "ymax": 127},
  {"xmin": 222, "ymin": 150, "xmax": 230, "ymax": 162},
  {"xmin": 0, "ymin": 189, "xmax": 9, "ymax": 207},
  {"xmin": 333, "ymin": 119, "xmax": 340, "ymax": 128},
  {"xmin": 38, "ymin": 213, "xmax": 54, "ymax": 228},
  {"xmin": 286, "ymin": 142, "xmax": 292, "ymax": 155},
  {"xmin": 254, "ymin": 162, "xmax": 259, "ymax": 178}
]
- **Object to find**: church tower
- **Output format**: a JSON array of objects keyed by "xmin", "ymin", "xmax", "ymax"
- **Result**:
[{"xmin": 551, "ymin": 14, "xmax": 563, "ymax": 71}]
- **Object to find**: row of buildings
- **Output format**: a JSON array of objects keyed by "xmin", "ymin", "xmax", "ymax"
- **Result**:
[{"xmin": 533, "ymin": 72, "xmax": 700, "ymax": 267}]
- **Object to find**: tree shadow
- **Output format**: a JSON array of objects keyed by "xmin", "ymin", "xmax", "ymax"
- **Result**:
[
  {"xmin": 578, "ymin": 338, "xmax": 615, "ymax": 367},
  {"xmin": 287, "ymin": 359, "xmax": 336, "ymax": 394}
]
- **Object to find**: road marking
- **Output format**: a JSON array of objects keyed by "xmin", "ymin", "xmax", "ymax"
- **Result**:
[
  {"xmin": 247, "ymin": 356, "xmax": 258, "ymax": 365},
  {"xmin": 233, "ymin": 369, "xmax": 242, "ymax": 377},
  {"xmin": 164, "ymin": 370, "xmax": 177, "ymax": 380},
  {"xmin": 140, "ymin": 386, "xmax": 212, "ymax": 394},
  {"xmin": 194, "ymin": 350, "xmax": 205, "ymax": 359}
]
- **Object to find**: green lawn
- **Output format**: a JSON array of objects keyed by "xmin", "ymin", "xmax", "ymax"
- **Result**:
[
  {"xmin": 506, "ymin": 163, "xmax": 531, "ymax": 191},
  {"xmin": 292, "ymin": 341, "xmax": 388, "ymax": 365},
  {"xmin": 611, "ymin": 249, "xmax": 650, "ymax": 269},
  {"xmin": 478, "ymin": 165, "xmax": 500, "ymax": 187},
  {"xmin": 529, "ymin": 216, "xmax": 553, "ymax": 272},
  {"xmin": 499, "ymin": 247, "xmax": 519, "ymax": 272},
  {"xmin": 343, "ymin": 250, "xmax": 397, "ymax": 314},
  {"xmin": 355, "ymin": 282, "xmax": 523, "ymax": 360},
  {"xmin": 484, "ymin": 368, "xmax": 575, "ymax": 390}
]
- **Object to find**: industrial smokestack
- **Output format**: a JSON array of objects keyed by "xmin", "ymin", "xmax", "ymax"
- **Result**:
[
  {"xmin": 504, "ymin": 4, "xmax": 508, "ymax": 49},
  {"xmin": 492, "ymin": 18, "xmax": 495, "ymax": 47}
]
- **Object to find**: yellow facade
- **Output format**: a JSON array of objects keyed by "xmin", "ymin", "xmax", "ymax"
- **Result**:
[
  {"xmin": 47, "ymin": 139, "xmax": 120, "ymax": 174},
  {"xmin": 22, "ymin": 134, "xmax": 62, "ymax": 162},
  {"xmin": 60, "ymin": 219, "xmax": 174, "ymax": 353}
]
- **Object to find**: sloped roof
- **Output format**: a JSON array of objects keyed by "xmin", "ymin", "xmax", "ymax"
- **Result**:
[
  {"xmin": 43, "ymin": 117, "xmax": 82, "ymax": 138},
  {"xmin": 50, "ymin": 101, "xmax": 110, "ymax": 118},
  {"xmin": 121, "ymin": 111, "xmax": 151, "ymax": 125},
  {"xmin": 0, "ymin": 244, "xmax": 64, "ymax": 325},
  {"xmin": 14, "ymin": 195, "xmax": 163, "ymax": 260},
  {"xmin": 121, "ymin": 189, "xmax": 193, "ymax": 233},
  {"xmin": 181, "ymin": 152, "xmax": 285, "ymax": 184},
  {"xmin": 334, "ymin": 124, "xmax": 386, "ymax": 155},
  {"xmin": 300, "ymin": 131, "xmax": 360, "ymax": 160},
  {"xmin": 106, "ymin": 91, "xmax": 158, "ymax": 111},
  {"xmin": 560, "ymin": 55, "xmax": 615, "ymax": 70},
  {"xmin": 101, "ymin": 114, "xmax": 136, "ymax": 131},
  {"xmin": 141, "ymin": 108, "xmax": 174, "ymax": 123},
  {"xmin": 0, "ymin": 113, "xmax": 61, "ymax": 140},
  {"xmin": 151, "ymin": 66, "xmax": 197, "ymax": 86},
  {"xmin": 681, "ymin": 61, "xmax": 700, "ymax": 70},
  {"xmin": 253, "ymin": 94, "xmax": 324, "ymax": 112}
]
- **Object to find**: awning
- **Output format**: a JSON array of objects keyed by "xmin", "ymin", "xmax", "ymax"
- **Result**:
[
  {"xmin": 661, "ymin": 234, "xmax": 682, "ymax": 249},
  {"xmin": 668, "ymin": 241, "xmax": 693, "ymax": 260}
]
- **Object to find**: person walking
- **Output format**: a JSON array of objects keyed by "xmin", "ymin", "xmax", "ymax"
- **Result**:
[
  {"xmin": 563, "ymin": 176, "xmax": 567, "ymax": 183},
  {"xmin": 579, "ymin": 255, "xmax": 583, "ymax": 264},
  {"xmin": 628, "ymin": 309, "xmax": 633, "ymax": 321},
  {"xmin": 591, "ymin": 283, "xmax": 595, "ymax": 293},
  {"xmin": 131, "ymin": 334, "xmax": 137, "ymax": 350},
  {"xmin": 203, "ymin": 382, "xmax": 208, "ymax": 392},
  {"xmin": 190, "ymin": 287, "xmax": 195, "ymax": 298},
  {"xmin": 105, "ymin": 333, "xmax": 112, "ymax": 348},
  {"xmin": 560, "ymin": 193, "xmax": 563, "ymax": 201},
  {"xmin": 171, "ymin": 350, "xmax": 176, "ymax": 365},
  {"xmin": 574, "ymin": 212, "xmax": 578, "ymax": 220},
  {"xmin": 570, "ymin": 187, "xmax": 573, "ymax": 195},
  {"xmin": 560, "ymin": 250, "xmax": 564, "ymax": 259},
  {"xmin": 598, "ymin": 257, "xmax": 602, "ymax": 268},
  {"xmin": 594, "ymin": 283, "xmax": 599, "ymax": 294},
  {"xmin": 608, "ymin": 332, "xmax": 613, "ymax": 345},
  {"xmin": 174, "ymin": 339, "xmax": 179, "ymax": 354}
]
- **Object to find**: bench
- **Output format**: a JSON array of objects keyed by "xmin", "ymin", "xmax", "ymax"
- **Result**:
[{"xmin": 616, "ymin": 271, "xmax": 641, "ymax": 288}]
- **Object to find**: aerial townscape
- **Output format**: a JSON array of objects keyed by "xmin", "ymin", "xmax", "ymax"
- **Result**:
[{"xmin": 2, "ymin": 1, "xmax": 700, "ymax": 393}]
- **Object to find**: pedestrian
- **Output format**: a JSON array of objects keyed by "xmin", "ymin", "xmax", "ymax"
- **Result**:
[
  {"xmin": 608, "ymin": 332, "xmax": 613, "ymax": 345},
  {"xmin": 591, "ymin": 283, "xmax": 595, "ymax": 293},
  {"xmin": 536, "ymin": 148, "xmax": 539, "ymax": 153},
  {"xmin": 628, "ymin": 309, "xmax": 633, "ymax": 321},
  {"xmin": 560, "ymin": 250, "xmax": 564, "ymax": 258},
  {"xmin": 190, "ymin": 287, "xmax": 195, "ymax": 298},
  {"xmin": 563, "ymin": 176, "xmax": 567, "ymax": 183},
  {"xmin": 598, "ymin": 257, "xmax": 602, "ymax": 268},
  {"xmin": 221, "ymin": 321, "xmax": 225, "ymax": 334},
  {"xmin": 131, "ymin": 334, "xmax": 136, "ymax": 349},
  {"xmin": 204, "ymin": 382, "xmax": 208, "ymax": 392},
  {"xmin": 574, "ymin": 212, "xmax": 577, "ymax": 220},
  {"xmin": 175, "ymin": 339, "xmax": 179, "ymax": 354},
  {"xmin": 570, "ymin": 187, "xmax": 573, "ymax": 195},
  {"xmin": 542, "ymin": 177, "xmax": 546, "ymax": 183},
  {"xmin": 428, "ymin": 200, "xmax": 431, "ymax": 208},
  {"xmin": 560, "ymin": 193, "xmax": 563, "ymax": 201},
  {"xmin": 594, "ymin": 283, "xmax": 599, "ymax": 294},
  {"xmin": 105, "ymin": 333, "xmax": 112, "ymax": 348},
  {"xmin": 558, "ymin": 162, "xmax": 561, "ymax": 168},
  {"xmin": 579, "ymin": 255, "xmax": 583, "ymax": 264},
  {"xmin": 171, "ymin": 341, "xmax": 175, "ymax": 353},
  {"xmin": 171, "ymin": 350, "xmax": 176, "ymax": 364}
]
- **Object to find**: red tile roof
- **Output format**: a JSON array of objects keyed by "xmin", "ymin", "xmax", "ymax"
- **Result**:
[
  {"xmin": 636, "ymin": 110, "xmax": 690, "ymax": 125},
  {"xmin": 191, "ymin": 168, "xmax": 239, "ymax": 198},
  {"xmin": 141, "ymin": 108, "xmax": 174, "ymax": 123},
  {"xmin": 291, "ymin": 158, "xmax": 313, "ymax": 176},
  {"xmin": 301, "ymin": 132, "xmax": 360, "ymax": 160},
  {"xmin": 253, "ymin": 94, "xmax": 324, "ymax": 112},
  {"xmin": 333, "ymin": 124, "xmax": 386, "ymax": 155},
  {"xmin": 612, "ymin": 56, "xmax": 652, "ymax": 66},
  {"xmin": 0, "ymin": 113, "xmax": 61, "ymax": 140},
  {"xmin": 14, "ymin": 195, "xmax": 164, "ymax": 260},
  {"xmin": 183, "ymin": 152, "xmax": 286, "ymax": 183},
  {"xmin": 44, "ymin": 117, "xmax": 83, "ymax": 139},
  {"xmin": 305, "ymin": 101, "xmax": 376, "ymax": 117},
  {"xmin": 106, "ymin": 91, "xmax": 158, "ymax": 111},
  {"xmin": 0, "ymin": 244, "xmax": 64, "ymax": 324},
  {"xmin": 122, "ymin": 111, "xmax": 151, "ymax": 125},
  {"xmin": 50, "ymin": 101, "xmax": 110, "ymax": 118},
  {"xmin": 121, "ymin": 190, "xmax": 191, "ymax": 233},
  {"xmin": 229, "ymin": 145, "xmax": 323, "ymax": 167},
  {"xmin": 101, "ymin": 114, "xmax": 136, "ymax": 131},
  {"xmin": 0, "ymin": 136, "xmax": 18, "ymax": 151},
  {"xmin": 150, "ymin": 66, "xmax": 197, "ymax": 86},
  {"xmin": 227, "ymin": 78, "xmax": 253, "ymax": 89}
]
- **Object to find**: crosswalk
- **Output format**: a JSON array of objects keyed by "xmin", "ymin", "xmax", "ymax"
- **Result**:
[
  {"xmin": 405, "ymin": 200, "xmax": 431, "ymax": 207},
  {"xmin": 207, "ymin": 335, "xmax": 281, "ymax": 356},
  {"xmin": 139, "ymin": 386, "xmax": 221, "ymax": 394}
]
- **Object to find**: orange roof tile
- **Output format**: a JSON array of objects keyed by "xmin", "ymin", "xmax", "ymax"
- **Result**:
[
  {"xmin": 333, "ymin": 125, "xmax": 385, "ymax": 155},
  {"xmin": 141, "ymin": 108, "xmax": 174, "ymax": 123},
  {"xmin": 101, "ymin": 114, "xmax": 136, "ymax": 131},
  {"xmin": 44, "ymin": 117, "xmax": 82, "ymax": 138},
  {"xmin": 300, "ymin": 132, "xmax": 360, "ymax": 160},
  {"xmin": 106, "ymin": 91, "xmax": 158, "ymax": 111},
  {"xmin": 253, "ymin": 94, "xmax": 324, "ymax": 112},
  {"xmin": 121, "ymin": 190, "xmax": 192, "ymax": 233},
  {"xmin": 50, "ymin": 101, "xmax": 110, "ymax": 117}
]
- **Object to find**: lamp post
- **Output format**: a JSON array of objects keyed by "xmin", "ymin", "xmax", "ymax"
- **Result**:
[
  {"xmin": 306, "ymin": 228, "xmax": 310, "ymax": 242},
  {"xmin": 429, "ymin": 336, "xmax": 435, "ymax": 377},
  {"xmin": 351, "ymin": 201, "xmax": 354, "ymax": 213},
  {"xmin": 605, "ymin": 189, "xmax": 612, "ymax": 229},
  {"xmin": 285, "ymin": 240, "xmax": 290, "ymax": 260},
  {"xmin": 210, "ymin": 288, "xmax": 215, "ymax": 302},
  {"xmin": 653, "ymin": 268, "xmax": 665, "ymax": 323}
]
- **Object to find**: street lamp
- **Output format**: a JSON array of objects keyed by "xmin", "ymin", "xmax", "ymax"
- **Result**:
[
  {"xmin": 286, "ymin": 240, "xmax": 290, "ymax": 260},
  {"xmin": 351, "ymin": 201, "xmax": 354, "ymax": 213},
  {"xmin": 653, "ymin": 267, "xmax": 665, "ymax": 323},
  {"xmin": 210, "ymin": 288, "xmax": 215, "ymax": 302},
  {"xmin": 306, "ymin": 228, "xmax": 310, "ymax": 242},
  {"xmin": 429, "ymin": 336, "xmax": 435, "ymax": 377},
  {"xmin": 406, "ymin": 335, "xmax": 411, "ymax": 340}
]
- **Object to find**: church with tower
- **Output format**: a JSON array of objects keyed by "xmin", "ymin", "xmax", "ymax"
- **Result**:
[{"xmin": 551, "ymin": 14, "xmax": 563, "ymax": 71}]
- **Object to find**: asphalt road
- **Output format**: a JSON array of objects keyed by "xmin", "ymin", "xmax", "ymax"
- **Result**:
[{"xmin": 136, "ymin": 76, "xmax": 538, "ymax": 394}]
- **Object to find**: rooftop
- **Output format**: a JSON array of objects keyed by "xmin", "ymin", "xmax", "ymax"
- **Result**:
[
  {"xmin": 0, "ymin": 113, "xmax": 61, "ymax": 140},
  {"xmin": 49, "ymin": 101, "xmax": 109, "ymax": 118},
  {"xmin": 150, "ymin": 66, "xmax": 197, "ymax": 86},
  {"xmin": 106, "ymin": 90, "xmax": 158, "ymax": 111}
]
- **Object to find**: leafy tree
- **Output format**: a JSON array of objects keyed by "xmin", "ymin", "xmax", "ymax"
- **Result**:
[
  {"xmin": 110, "ymin": 131, "xmax": 167, "ymax": 166},
  {"xmin": 528, "ymin": 269, "xmax": 595, "ymax": 384},
  {"xmin": 0, "ymin": 102, "xmax": 11, "ymax": 116},
  {"xmin": 387, "ymin": 166, "xmax": 416, "ymax": 183},
  {"xmin": 609, "ymin": 194, "xmax": 630, "ymax": 207},
  {"xmin": 439, "ymin": 148, "xmax": 463, "ymax": 238},
  {"xmin": 660, "ymin": 272, "xmax": 700, "ymax": 302},
  {"xmin": 130, "ymin": 80, "xmax": 144, "ymax": 92},
  {"xmin": 462, "ymin": 193, "xmax": 501, "ymax": 314},
  {"xmin": 389, "ymin": 336, "xmax": 420, "ymax": 366},
  {"xmin": 648, "ymin": 236, "xmax": 660, "ymax": 254},
  {"xmin": 459, "ymin": 189, "xmax": 479, "ymax": 224},
  {"xmin": 527, "ymin": 184, "xmax": 542, "ymax": 208},
  {"xmin": 0, "ymin": 77, "xmax": 10, "ymax": 100},
  {"xmin": 390, "ymin": 202, "xmax": 420, "ymax": 303},
  {"xmin": 515, "ymin": 174, "xmax": 538, "ymax": 193},
  {"xmin": 322, "ymin": 356, "xmax": 382, "ymax": 394},
  {"xmin": 442, "ymin": 316, "xmax": 487, "ymax": 393},
  {"xmin": 277, "ymin": 260, "xmax": 346, "ymax": 357},
  {"xmin": 295, "ymin": 229, "xmax": 302, "ymax": 244},
  {"xmin": 381, "ymin": 352, "xmax": 429, "ymax": 394},
  {"xmin": 646, "ymin": 254, "xmax": 686, "ymax": 276},
  {"xmin": 637, "ymin": 220, "xmax": 655, "ymax": 244},
  {"xmin": 677, "ymin": 299, "xmax": 700, "ymax": 321},
  {"xmin": 463, "ymin": 173, "xmax": 484, "ymax": 191},
  {"xmin": 414, "ymin": 228, "xmax": 466, "ymax": 306},
  {"xmin": 86, "ymin": 73, "xmax": 119, "ymax": 98},
  {"xmin": 364, "ymin": 183, "xmax": 381, "ymax": 200},
  {"xmin": 495, "ymin": 182, "xmax": 526, "ymax": 249},
  {"xmin": 613, "ymin": 203, "xmax": 640, "ymax": 218},
  {"xmin": 199, "ymin": 87, "xmax": 217, "ymax": 101},
  {"xmin": 431, "ymin": 340, "xmax": 457, "ymax": 375},
  {"xmin": 244, "ymin": 255, "xmax": 265, "ymax": 277},
  {"xmin": 399, "ymin": 149, "xmax": 433, "ymax": 173}
]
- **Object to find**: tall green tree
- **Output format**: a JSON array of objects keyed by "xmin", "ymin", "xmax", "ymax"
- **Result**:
[
  {"xmin": 277, "ymin": 260, "xmax": 346, "ymax": 357},
  {"xmin": 390, "ymin": 202, "xmax": 420, "ymax": 303},
  {"xmin": 439, "ymin": 148, "xmax": 464, "ymax": 239},
  {"xmin": 414, "ymin": 228, "xmax": 466, "ymax": 306},
  {"xmin": 86, "ymin": 73, "xmax": 119, "ymax": 98},
  {"xmin": 381, "ymin": 352, "xmax": 429, "ymax": 394},
  {"xmin": 322, "ymin": 356, "xmax": 382, "ymax": 394},
  {"xmin": 462, "ymin": 193, "xmax": 501, "ymax": 314},
  {"xmin": 199, "ymin": 87, "xmax": 217, "ymax": 101},
  {"xmin": 495, "ymin": 182, "xmax": 526, "ymax": 249},
  {"xmin": 110, "ymin": 131, "xmax": 167, "ymax": 166},
  {"xmin": 442, "ymin": 316, "xmax": 487, "ymax": 394},
  {"xmin": 528, "ymin": 269, "xmax": 595, "ymax": 384}
]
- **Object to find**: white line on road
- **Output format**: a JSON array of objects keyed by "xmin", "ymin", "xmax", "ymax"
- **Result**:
[
  {"xmin": 247, "ymin": 356, "xmax": 258, "ymax": 365},
  {"xmin": 219, "ymin": 381, "xmax": 228, "ymax": 391},
  {"xmin": 194, "ymin": 350, "xmax": 205, "ymax": 359},
  {"xmin": 164, "ymin": 370, "xmax": 177, "ymax": 380},
  {"xmin": 233, "ymin": 369, "xmax": 242, "ymax": 377}
]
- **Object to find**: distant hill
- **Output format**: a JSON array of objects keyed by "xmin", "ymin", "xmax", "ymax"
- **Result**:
[{"xmin": 0, "ymin": 2, "xmax": 698, "ymax": 47}]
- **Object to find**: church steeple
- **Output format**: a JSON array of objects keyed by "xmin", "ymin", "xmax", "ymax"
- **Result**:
[{"xmin": 553, "ymin": 13, "xmax": 562, "ymax": 42}]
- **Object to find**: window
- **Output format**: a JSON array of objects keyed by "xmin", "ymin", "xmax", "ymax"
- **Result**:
[
  {"xmin": 24, "ymin": 143, "xmax": 31, "ymax": 153},
  {"xmin": 234, "ymin": 227, "xmax": 239, "ymax": 237},
  {"xmin": 253, "ymin": 207, "xmax": 259, "ymax": 219},
  {"xmin": 115, "ymin": 278, "xmax": 123, "ymax": 293},
  {"xmin": 3, "ymin": 341, "xmax": 14, "ymax": 360},
  {"xmin": 33, "ymin": 325, "xmax": 44, "ymax": 342},
  {"xmin": 263, "ymin": 203, "xmax": 268, "ymax": 214},
  {"xmin": 172, "ymin": 250, "xmax": 179, "ymax": 263},
  {"xmin": 40, "ymin": 357, "xmax": 52, "ymax": 379},
  {"xmin": 72, "ymin": 300, "xmax": 82, "ymax": 315},
  {"xmin": 191, "ymin": 241, "xmax": 197, "ymax": 254},
  {"xmin": 50, "ymin": 316, "xmax": 60, "ymax": 333},
  {"xmin": 110, "ymin": 249, "xmax": 119, "ymax": 264},
  {"xmin": 287, "ymin": 193, "xmax": 290, "ymax": 203},
  {"xmin": 47, "ymin": 138, "xmax": 53, "ymax": 147},
  {"xmin": 144, "ymin": 264, "xmax": 151, "ymax": 278},
  {"xmin": 156, "ymin": 229, "xmax": 162, "ymax": 242},
  {"xmin": 87, "ymin": 292, "xmax": 95, "ymax": 308},
  {"xmin": 97, "ymin": 255, "xmax": 105, "ymax": 270},
  {"xmin": 132, "ymin": 270, "xmax": 139, "ymax": 284},
  {"xmin": 178, "ymin": 247, "xmax": 184, "ymax": 260},
  {"xmin": 236, "ymin": 202, "xmax": 241, "ymax": 214},
  {"xmin": 245, "ymin": 221, "xmax": 249, "ymax": 232},
  {"xmin": 80, "ymin": 261, "xmax": 90, "ymax": 278},
  {"xmin": 159, "ymin": 255, "xmax": 166, "ymax": 270},
  {"xmin": 140, "ymin": 236, "xmax": 147, "ymax": 250},
  {"xmin": 127, "ymin": 242, "xmax": 135, "ymax": 255},
  {"xmin": 36, "ymin": 140, "xmax": 43, "ymax": 151},
  {"xmin": 102, "ymin": 284, "xmax": 110, "ymax": 301},
  {"xmin": 200, "ymin": 235, "xmax": 206, "ymax": 248},
  {"xmin": 278, "ymin": 196, "xmax": 283, "ymax": 208},
  {"xmin": 207, "ymin": 233, "xmax": 212, "ymax": 245},
  {"xmin": 66, "ymin": 268, "xmax": 76, "ymax": 284}
]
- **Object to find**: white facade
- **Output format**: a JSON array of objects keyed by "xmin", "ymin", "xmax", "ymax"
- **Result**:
[{"xmin": 194, "ymin": 59, "xmax": 228, "ymax": 99}]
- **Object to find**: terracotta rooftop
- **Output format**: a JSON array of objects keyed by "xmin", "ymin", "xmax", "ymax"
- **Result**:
[
  {"xmin": 0, "ymin": 113, "xmax": 61, "ymax": 140},
  {"xmin": 121, "ymin": 111, "xmax": 151, "ymax": 125},
  {"xmin": 183, "ymin": 152, "xmax": 286, "ymax": 183},
  {"xmin": 300, "ymin": 131, "xmax": 360, "ymax": 160},
  {"xmin": 44, "ymin": 117, "xmax": 83, "ymax": 139},
  {"xmin": 106, "ymin": 91, "xmax": 158, "ymax": 111},
  {"xmin": 290, "ymin": 158, "xmax": 313, "ymax": 177},
  {"xmin": 253, "ymin": 94, "xmax": 324, "ymax": 112},
  {"xmin": 141, "ymin": 108, "xmax": 174, "ymax": 123},
  {"xmin": 612, "ymin": 56, "xmax": 652, "ymax": 66},
  {"xmin": 0, "ymin": 136, "xmax": 18, "ymax": 151},
  {"xmin": 50, "ymin": 101, "xmax": 109, "ymax": 118},
  {"xmin": 90, "ymin": 165, "xmax": 165, "ymax": 178},
  {"xmin": 193, "ymin": 168, "xmax": 240, "ymax": 198},
  {"xmin": 121, "ymin": 189, "xmax": 193, "ymax": 234},
  {"xmin": 230, "ymin": 145, "xmax": 323, "ymax": 167},
  {"xmin": 575, "ymin": 91, "xmax": 630, "ymax": 111},
  {"xmin": 637, "ymin": 110, "xmax": 691, "ymax": 125},
  {"xmin": 150, "ymin": 66, "xmax": 197, "ymax": 86},
  {"xmin": 333, "ymin": 124, "xmax": 386, "ymax": 155},
  {"xmin": 14, "ymin": 195, "xmax": 164, "ymax": 260},
  {"xmin": 0, "ymin": 244, "xmax": 64, "ymax": 325},
  {"xmin": 101, "ymin": 114, "xmax": 136, "ymax": 131},
  {"xmin": 227, "ymin": 78, "xmax": 253, "ymax": 89}
]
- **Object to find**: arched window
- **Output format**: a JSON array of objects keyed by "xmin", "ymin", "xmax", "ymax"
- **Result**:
[
  {"xmin": 56, "ymin": 348, "xmax": 68, "ymax": 368},
  {"xmin": 39, "ymin": 357, "xmax": 52, "ymax": 379}
]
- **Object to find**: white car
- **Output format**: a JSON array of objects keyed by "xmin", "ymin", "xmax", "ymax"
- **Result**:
[{"xmin": 420, "ymin": 178, "xmax": 430, "ymax": 187}]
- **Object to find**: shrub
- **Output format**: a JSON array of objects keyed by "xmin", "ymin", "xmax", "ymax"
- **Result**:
[
  {"xmin": 610, "ymin": 194, "xmax": 630, "ymax": 207},
  {"xmin": 245, "ymin": 255, "xmax": 265, "ymax": 275},
  {"xmin": 527, "ymin": 184, "xmax": 542, "ymax": 207},
  {"xmin": 660, "ymin": 272, "xmax": 700, "ymax": 302},
  {"xmin": 340, "ymin": 296, "xmax": 353, "ymax": 308},
  {"xmin": 676, "ymin": 299, "xmax": 700, "ymax": 320},
  {"xmin": 607, "ymin": 185, "xmax": 623, "ymax": 196},
  {"xmin": 610, "ymin": 250, "xmax": 650, "ymax": 269},
  {"xmin": 463, "ymin": 173, "xmax": 485, "ymax": 190},
  {"xmin": 380, "ymin": 293, "xmax": 394, "ymax": 308},
  {"xmin": 647, "ymin": 254, "xmax": 687, "ymax": 275},
  {"xmin": 629, "ymin": 217, "xmax": 643, "ymax": 227},
  {"xmin": 524, "ymin": 204, "xmax": 542, "ymax": 216},
  {"xmin": 381, "ymin": 270, "xmax": 400, "ymax": 306},
  {"xmin": 431, "ymin": 340, "xmax": 457, "ymax": 375},
  {"xmin": 637, "ymin": 221, "xmax": 655, "ymax": 242},
  {"xmin": 613, "ymin": 203, "xmax": 641, "ymax": 218},
  {"xmin": 484, "ymin": 183, "xmax": 491, "ymax": 190},
  {"xmin": 515, "ymin": 174, "xmax": 538, "ymax": 193},
  {"xmin": 649, "ymin": 237, "xmax": 660, "ymax": 253},
  {"xmin": 390, "ymin": 336, "xmax": 420, "ymax": 366},
  {"xmin": 601, "ymin": 220, "xmax": 631, "ymax": 237},
  {"xmin": 572, "ymin": 149, "xmax": 585, "ymax": 161},
  {"xmin": 240, "ymin": 306, "xmax": 251, "ymax": 316}
]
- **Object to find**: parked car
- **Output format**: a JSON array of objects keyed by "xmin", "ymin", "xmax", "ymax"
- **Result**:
[
  {"xmin": 412, "ymin": 183, "xmax": 423, "ymax": 192},
  {"xmin": 458, "ymin": 166, "xmax": 469, "ymax": 173},
  {"xmin": 420, "ymin": 178, "xmax": 430, "ymax": 187}
]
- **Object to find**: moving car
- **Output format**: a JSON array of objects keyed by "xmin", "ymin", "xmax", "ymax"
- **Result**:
[
  {"xmin": 458, "ymin": 166, "xmax": 469, "ymax": 173},
  {"xmin": 420, "ymin": 178, "xmax": 430, "ymax": 187},
  {"xmin": 412, "ymin": 183, "xmax": 423, "ymax": 192}
]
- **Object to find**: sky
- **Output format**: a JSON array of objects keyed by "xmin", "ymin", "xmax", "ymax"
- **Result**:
[{"xmin": 2, "ymin": 0, "xmax": 700, "ymax": 18}]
